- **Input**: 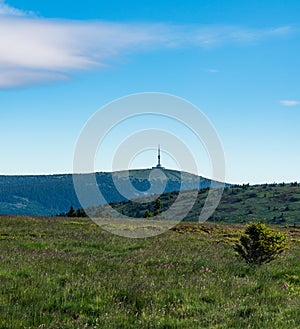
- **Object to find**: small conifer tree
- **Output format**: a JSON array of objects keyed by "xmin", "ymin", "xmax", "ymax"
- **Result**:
[
  {"xmin": 154, "ymin": 198, "xmax": 162, "ymax": 216},
  {"xmin": 76, "ymin": 208, "xmax": 87, "ymax": 218},
  {"xmin": 144, "ymin": 209, "xmax": 153, "ymax": 218},
  {"xmin": 66, "ymin": 205, "xmax": 76, "ymax": 217},
  {"xmin": 235, "ymin": 222, "xmax": 287, "ymax": 265}
]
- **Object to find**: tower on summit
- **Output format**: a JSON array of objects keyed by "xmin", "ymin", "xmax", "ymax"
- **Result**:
[
  {"xmin": 153, "ymin": 144, "xmax": 165, "ymax": 169},
  {"xmin": 157, "ymin": 144, "xmax": 161, "ymax": 168}
]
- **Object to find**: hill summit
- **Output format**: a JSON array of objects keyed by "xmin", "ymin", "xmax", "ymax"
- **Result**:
[{"xmin": 0, "ymin": 169, "xmax": 227, "ymax": 216}]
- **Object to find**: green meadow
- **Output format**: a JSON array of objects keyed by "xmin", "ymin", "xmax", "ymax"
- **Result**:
[{"xmin": 0, "ymin": 216, "xmax": 299, "ymax": 328}]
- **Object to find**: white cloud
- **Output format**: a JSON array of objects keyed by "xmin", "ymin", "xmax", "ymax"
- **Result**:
[
  {"xmin": 0, "ymin": 0, "xmax": 33, "ymax": 17},
  {"xmin": 0, "ymin": 69, "xmax": 67, "ymax": 89},
  {"xmin": 0, "ymin": 18, "xmax": 171, "ymax": 88},
  {"xmin": 205, "ymin": 68, "xmax": 219, "ymax": 73},
  {"xmin": 191, "ymin": 25, "xmax": 293, "ymax": 48},
  {"xmin": 280, "ymin": 100, "xmax": 300, "ymax": 106},
  {"xmin": 0, "ymin": 3, "xmax": 294, "ymax": 88}
]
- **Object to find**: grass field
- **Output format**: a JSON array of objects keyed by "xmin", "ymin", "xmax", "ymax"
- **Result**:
[{"xmin": 0, "ymin": 216, "xmax": 299, "ymax": 328}]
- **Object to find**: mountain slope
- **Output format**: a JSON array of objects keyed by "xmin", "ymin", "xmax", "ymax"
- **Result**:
[
  {"xmin": 0, "ymin": 169, "xmax": 227, "ymax": 216},
  {"xmin": 104, "ymin": 183, "xmax": 300, "ymax": 225}
]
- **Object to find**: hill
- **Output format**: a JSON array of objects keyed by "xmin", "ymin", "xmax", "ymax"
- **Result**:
[
  {"xmin": 103, "ymin": 183, "xmax": 300, "ymax": 225},
  {"xmin": 0, "ymin": 169, "xmax": 226, "ymax": 216}
]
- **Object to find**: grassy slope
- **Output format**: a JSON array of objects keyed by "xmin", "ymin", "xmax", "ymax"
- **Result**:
[
  {"xmin": 108, "ymin": 184, "xmax": 300, "ymax": 225},
  {"xmin": 0, "ymin": 216, "xmax": 299, "ymax": 329},
  {"xmin": 211, "ymin": 184, "xmax": 300, "ymax": 225}
]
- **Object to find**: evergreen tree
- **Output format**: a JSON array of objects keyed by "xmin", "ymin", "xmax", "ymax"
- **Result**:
[
  {"xmin": 76, "ymin": 208, "xmax": 87, "ymax": 217},
  {"xmin": 235, "ymin": 222, "xmax": 287, "ymax": 265},
  {"xmin": 154, "ymin": 198, "xmax": 162, "ymax": 216},
  {"xmin": 67, "ymin": 205, "xmax": 76, "ymax": 217},
  {"xmin": 144, "ymin": 209, "xmax": 153, "ymax": 218}
]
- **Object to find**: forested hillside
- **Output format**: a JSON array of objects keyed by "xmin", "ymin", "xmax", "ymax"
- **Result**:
[{"xmin": 0, "ymin": 169, "xmax": 221, "ymax": 216}]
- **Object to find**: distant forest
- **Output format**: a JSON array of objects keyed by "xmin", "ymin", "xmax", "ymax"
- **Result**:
[{"xmin": 0, "ymin": 169, "xmax": 214, "ymax": 216}]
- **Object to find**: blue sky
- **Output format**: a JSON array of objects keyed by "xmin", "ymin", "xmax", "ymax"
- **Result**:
[{"xmin": 1, "ymin": 0, "xmax": 300, "ymax": 184}]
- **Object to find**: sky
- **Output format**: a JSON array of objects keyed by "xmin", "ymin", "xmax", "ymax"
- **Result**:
[{"xmin": 1, "ymin": 0, "xmax": 300, "ymax": 184}]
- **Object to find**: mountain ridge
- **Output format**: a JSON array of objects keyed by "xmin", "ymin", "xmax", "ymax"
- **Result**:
[{"xmin": 0, "ymin": 168, "xmax": 228, "ymax": 216}]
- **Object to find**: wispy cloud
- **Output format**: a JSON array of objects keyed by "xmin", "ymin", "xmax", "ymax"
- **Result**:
[
  {"xmin": 0, "ymin": 18, "xmax": 171, "ymax": 88},
  {"xmin": 204, "ymin": 68, "xmax": 219, "ymax": 74},
  {"xmin": 0, "ymin": 2, "xmax": 295, "ymax": 88},
  {"xmin": 0, "ymin": 69, "xmax": 67, "ymax": 89},
  {"xmin": 0, "ymin": 0, "xmax": 34, "ymax": 17},
  {"xmin": 280, "ymin": 100, "xmax": 300, "ymax": 106},
  {"xmin": 191, "ymin": 25, "xmax": 293, "ymax": 48}
]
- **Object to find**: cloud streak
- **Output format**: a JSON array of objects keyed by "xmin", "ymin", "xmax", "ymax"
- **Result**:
[
  {"xmin": 0, "ymin": 0, "xmax": 33, "ymax": 17},
  {"xmin": 190, "ymin": 25, "xmax": 292, "ymax": 48},
  {"xmin": 0, "ymin": 17, "xmax": 175, "ymax": 88},
  {"xmin": 205, "ymin": 68, "xmax": 219, "ymax": 73},
  {"xmin": 280, "ymin": 100, "xmax": 300, "ymax": 106},
  {"xmin": 0, "ymin": 2, "xmax": 294, "ymax": 88}
]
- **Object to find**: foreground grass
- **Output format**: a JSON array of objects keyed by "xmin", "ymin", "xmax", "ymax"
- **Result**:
[{"xmin": 0, "ymin": 216, "xmax": 299, "ymax": 329}]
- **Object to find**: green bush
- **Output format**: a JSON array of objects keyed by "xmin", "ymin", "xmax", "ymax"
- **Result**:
[
  {"xmin": 235, "ymin": 222, "xmax": 287, "ymax": 265},
  {"xmin": 144, "ymin": 209, "xmax": 153, "ymax": 218}
]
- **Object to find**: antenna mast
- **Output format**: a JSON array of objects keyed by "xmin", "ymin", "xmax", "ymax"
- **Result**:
[
  {"xmin": 153, "ymin": 144, "xmax": 164, "ymax": 169},
  {"xmin": 158, "ymin": 144, "xmax": 161, "ymax": 167}
]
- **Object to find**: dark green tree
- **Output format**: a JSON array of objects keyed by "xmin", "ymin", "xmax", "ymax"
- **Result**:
[
  {"xmin": 76, "ymin": 208, "xmax": 87, "ymax": 218},
  {"xmin": 154, "ymin": 198, "xmax": 162, "ymax": 216},
  {"xmin": 66, "ymin": 205, "xmax": 76, "ymax": 217},
  {"xmin": 235, "ymin": 222, "xmax": 287, "ymax": 266},
  {"xmin": 144, "ymin": 209, "xmax": 153, "ymax": 218}
]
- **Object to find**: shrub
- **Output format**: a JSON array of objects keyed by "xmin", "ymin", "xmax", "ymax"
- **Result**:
[
  {"xmin": 144, "ymin": 210, "xmax": 153, "ymax": 218},
  {"xmin": 234, "ymin": 222, "xmax": 287, "ymax": 265}
]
